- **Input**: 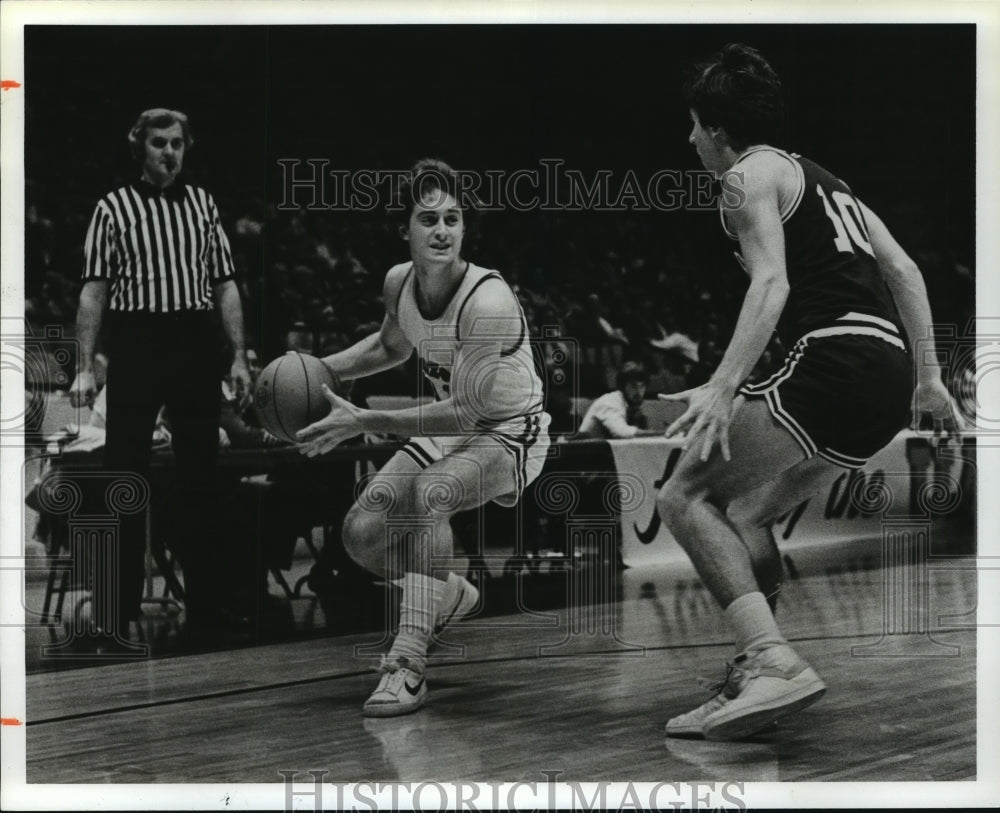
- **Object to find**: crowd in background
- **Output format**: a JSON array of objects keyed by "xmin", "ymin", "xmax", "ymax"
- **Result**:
[
  {"xmin": 25, "ymin": 176, "xmax": 976, "ymax": 405},
  {"xmin": 22, "ymin": 170, "xmax": 979, "ymax": 621}
]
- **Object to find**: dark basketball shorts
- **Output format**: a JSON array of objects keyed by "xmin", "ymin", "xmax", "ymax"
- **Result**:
[{"xmin": 740, "ymin": 319, "xmax": 913, "ymax": 469}]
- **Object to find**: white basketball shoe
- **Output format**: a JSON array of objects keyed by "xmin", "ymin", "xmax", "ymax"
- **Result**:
[
  {"xmin": 666, "ymin": 644, "xmax": 826, "ymax": 740},
  {"xmin": 363, "ymin": 656, "xmax": 428, "ymax": 718}
]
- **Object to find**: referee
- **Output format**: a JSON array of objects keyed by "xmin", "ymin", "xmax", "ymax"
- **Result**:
[{"xmin": 69, "ymin": 108, "xmax": 252, "ymax": 650}]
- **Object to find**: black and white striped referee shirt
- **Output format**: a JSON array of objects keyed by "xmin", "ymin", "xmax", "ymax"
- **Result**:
[{"xmin": 82, "ymin": 179, "xmax": 235, "ymax": 312}]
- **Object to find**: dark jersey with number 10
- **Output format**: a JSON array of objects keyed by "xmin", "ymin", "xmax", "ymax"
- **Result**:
[{"xmin": 721, "ymin": 146, "xmax": 906, "ymax": 350}]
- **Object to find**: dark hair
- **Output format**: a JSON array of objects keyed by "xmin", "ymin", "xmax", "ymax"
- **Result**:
[
  {"xmin": 389, "ymin": 157, "xmax": 480, "ymax": 234},
  {"xmin": 617, "ymin": 361, "xmax": 648, "ymax": 390},
  {"xmin": 128, "ymin": 108, "xmax": 193, "ymax": 162},
  {"xmin": 682, "ymin": 43, "xmax": 784, "ymax": 151}
]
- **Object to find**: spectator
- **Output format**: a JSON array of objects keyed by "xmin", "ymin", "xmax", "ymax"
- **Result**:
[
  {"xmin": 577, "ymin": 361, "xmax": 652, "ymax": 439},
  {"xmin": 646, "ymin": 349, "xmax": 689, "ymax": 397}
]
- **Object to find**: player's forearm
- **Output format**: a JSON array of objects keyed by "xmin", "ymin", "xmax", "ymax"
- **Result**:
[
  {"xmin": 881, "ymin": 260, "xmax": 943, "ymax": 384},
  {"xmin": 711, "ymin": 276, "xmax": 789, "ymax": 391},
  {"xmin": 213, "ymin": 280, "xmax": 247, "ymax": 355},
  {"xmin": 861, "ymin": 200, "xmax": 945, "ymax": 386},
  {"xmin": 322, "ymin": 333, "xmax": 410, "ymax": 381},
  {"xmin": 75, "ymin": 281, "xmax": 108, "ymax": 373},
  {"xmin": 357, "ymin": 398, "xmax": 477, "ymax": 437}
]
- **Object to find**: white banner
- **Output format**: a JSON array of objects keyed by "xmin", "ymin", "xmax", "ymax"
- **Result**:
[{"xmin": 611, "ymin": 431, "xmax": 968, "ymax": 568}]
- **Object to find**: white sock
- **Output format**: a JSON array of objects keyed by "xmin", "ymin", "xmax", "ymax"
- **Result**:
[
  {"xmin": 387, "ymin": 572, "xmax": 446, "ymax": 673},
  {"xmin": 725, "ymin": 591, "xmax": 787, "ymax": 655}
]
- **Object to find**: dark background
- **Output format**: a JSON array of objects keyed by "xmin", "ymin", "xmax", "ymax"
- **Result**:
[
  {"xmin": 24, "ymin": 24, "xmax": 975, "ymax": 224},
  {"xmin": 24, "ymin": 24, "xmax": 976, "ymax": 392}
]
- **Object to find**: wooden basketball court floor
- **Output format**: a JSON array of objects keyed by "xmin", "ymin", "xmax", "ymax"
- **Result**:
[{"xmin": 22, "ymin": 536, "xmax": 979, "ymax": 785}]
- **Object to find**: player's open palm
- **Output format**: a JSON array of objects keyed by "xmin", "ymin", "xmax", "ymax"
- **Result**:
[
  {"xmin": 297, "ymin": 384, "xmax": 364, "ymax": 457},
  {"xmin": 659, "ymin": 381, "xmax": 739, "ymax": 462}
]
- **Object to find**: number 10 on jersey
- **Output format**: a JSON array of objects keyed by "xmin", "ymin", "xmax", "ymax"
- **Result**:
[{"xmin": 817, "ymin": 184, "xmax": 874, "ymax": 257}]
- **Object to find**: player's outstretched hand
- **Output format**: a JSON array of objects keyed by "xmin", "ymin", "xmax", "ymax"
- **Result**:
[
  {"xmin": 296, "ymin": 384, "xmax": 364, "ymax": 457},
  {"xmin": 912, "ymin": 378, "xmax": 963, "ymax": 446},
  {"xmin": 658, "ymin": 382, "xmax": 739, "ymax": 462}
]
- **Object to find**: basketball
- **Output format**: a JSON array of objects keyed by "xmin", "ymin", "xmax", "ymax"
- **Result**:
[{"xmin": 252, "ymin": 352, "xmax": 341, "ymax": 443}]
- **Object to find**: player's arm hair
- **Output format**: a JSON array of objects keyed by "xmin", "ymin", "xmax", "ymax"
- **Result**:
[
  {"xmin": 711, "ymin": 155, "xmax": 791, "ymax": 390},
  {"xmin": 320, "ymin": 265, "xmax": 414, "ymax": 381},
  {"xmin": 75, "ymin": 280, "xmax": 108, "ymax": 374},
  {"xmin": 859, "ymin": 201, "xmax": 943, "ymax": 384},
  {"xmin": 213, "ymin": 279, "xmax": 247, "ymax": 355}
]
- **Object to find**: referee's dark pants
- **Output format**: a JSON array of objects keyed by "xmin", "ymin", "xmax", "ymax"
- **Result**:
[{"xmin": 98, "ymin": 310, "xmax": 222, "ymax": 635}]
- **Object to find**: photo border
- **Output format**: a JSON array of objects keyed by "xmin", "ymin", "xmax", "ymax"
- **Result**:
[{"xmin": 2, "ymin": 1, "xmax": 997, "ymax": 809}]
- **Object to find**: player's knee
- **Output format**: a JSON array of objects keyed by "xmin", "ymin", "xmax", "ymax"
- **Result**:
[
  {"xmin": 656, "ymin": 479, "xmax": 692, "ymax": 529},
  {"xmin": 657, "ymin": 473, "xmax": 727, "ymax": 530},
  {"xmin": 727, "ymin": 495, "xmax": 767, "ymax": 530},
  {"xmin": 341, "ymin": 503, "xmax": 383, "ymax": 562}
]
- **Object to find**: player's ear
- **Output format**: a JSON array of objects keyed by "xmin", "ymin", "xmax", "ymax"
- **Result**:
[{"xmin": 398, "ymin": 224, "xmax": 409, "ymax": 240}]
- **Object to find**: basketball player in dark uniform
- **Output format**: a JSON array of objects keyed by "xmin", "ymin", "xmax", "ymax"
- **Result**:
[{"xmin": 655, "ymin": 44, "xmax": 962, "ymax": 740}]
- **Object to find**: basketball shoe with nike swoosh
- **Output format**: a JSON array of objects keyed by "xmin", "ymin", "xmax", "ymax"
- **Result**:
[
  {"xmin": 363, "ymin": 656, "xmax": 428, "ymax": 717},
  {"xmin": 666, "ymin": 644, "xmax": 826, "ymax": 740}
]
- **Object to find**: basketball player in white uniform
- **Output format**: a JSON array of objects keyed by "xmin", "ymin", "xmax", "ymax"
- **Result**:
[{"xmin": 298, "ymin": 159, "xmax": 550, "ymax": 716}]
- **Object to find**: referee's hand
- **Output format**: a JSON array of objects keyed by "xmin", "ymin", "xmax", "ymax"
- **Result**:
[
  {"xmin": 229, "ymin": 355, "xmax": 253, "ymax": 411},
  {"xmin": 69, "ymin": 371, "xmax": 97, "ymax": 409}
]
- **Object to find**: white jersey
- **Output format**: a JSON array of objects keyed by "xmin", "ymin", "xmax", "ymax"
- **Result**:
[
  {"xmin": 578, "ymin": 390, "xmax": 642, "ymax": 439},
  {"xmin": 395, "ymin": 261, "xmax": 544, "ymax": 424}
]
